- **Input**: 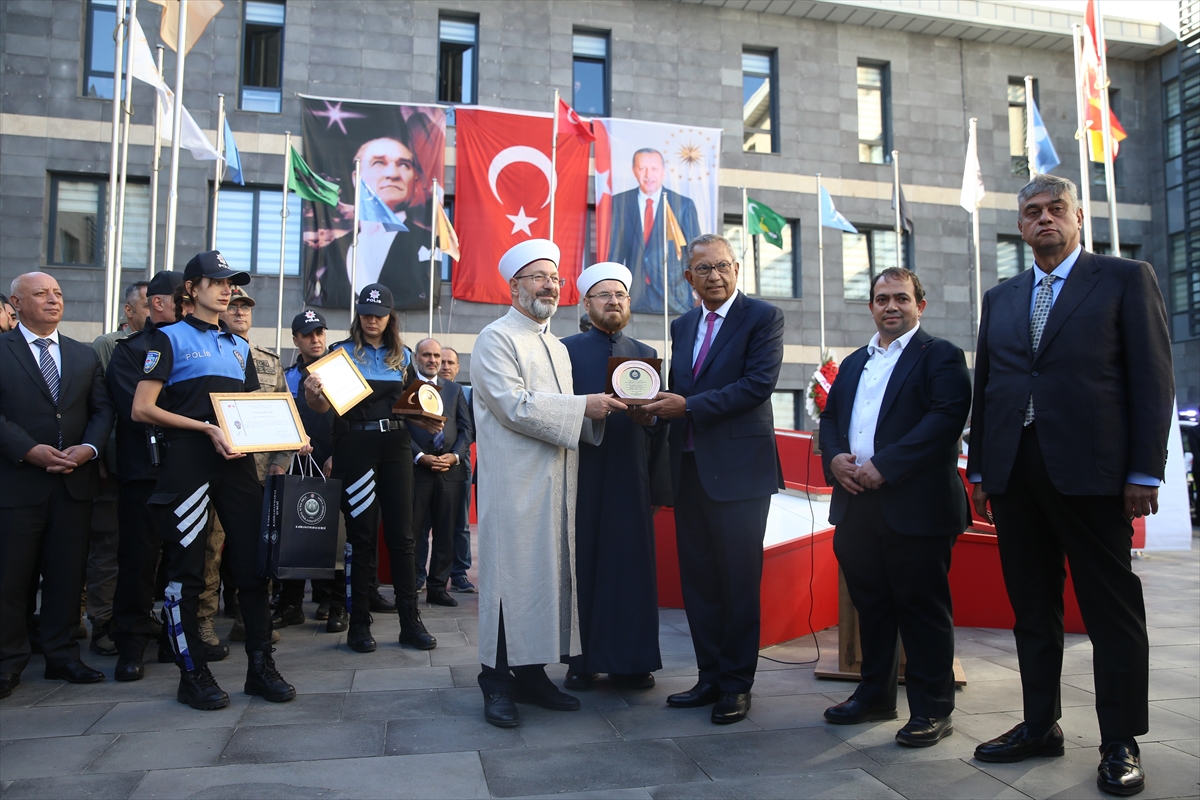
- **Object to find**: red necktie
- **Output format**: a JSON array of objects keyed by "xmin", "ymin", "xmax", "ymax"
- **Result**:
[{"xmin": 643, "ymin": 198, "xmax": 654, "ymax": 245}]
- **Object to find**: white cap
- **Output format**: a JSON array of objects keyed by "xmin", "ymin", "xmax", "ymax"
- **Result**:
[
  {"xmin": 577, "ymin": 262, "xmax": 633, "ymax": 296},
  {"xmin": 498, "ymin": 239, "xmax": 560, "ymax": 281}
]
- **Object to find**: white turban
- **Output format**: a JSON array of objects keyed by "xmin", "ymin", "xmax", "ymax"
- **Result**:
[
  {"xmin": 498, "ymin": 239, "xmax": 560, "ymax": 281},
  {"xmin": 577, "ymin": 262, "xmax": 633, "ymax": 296}
]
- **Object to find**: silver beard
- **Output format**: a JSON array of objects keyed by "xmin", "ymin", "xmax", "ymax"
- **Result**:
[{"xmin": 518, "ymin": 282, "xmax": 558, "ymax": 321}]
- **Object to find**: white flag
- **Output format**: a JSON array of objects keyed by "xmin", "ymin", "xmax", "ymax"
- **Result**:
[
  {"xmin": 129, "ymin": 16, "xmax": 219, "ymax": 162},
  {"xmin": 960, "ymin": 123, "xmax": 985, "ymax": 212}
]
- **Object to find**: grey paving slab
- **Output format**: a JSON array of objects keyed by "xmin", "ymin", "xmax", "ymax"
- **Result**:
[
  {"xmin": 351, "ymin": 666, "xmax": 455, "ymax": 692},
  {"xmin": 86, "ymin": 728, "xmax": 234, "ymax": 773},
  {"xmin": 1145, "ymin": 703, "xmax": 1200, "ymax": 742},
  {"xmin": 0, "ymin": 734, "xmax": 118, "ymax": 781},
  {"xmin": 429, "ymin": 645, "xmax": 485, "ymax": 666},
  {"xmin": 30, "ymin": 677, "xmax": 180, "ymax": 707},
  {"xmin": 0, "ymin": 702, "xmax": 113, "ymax": 740},
  {"xmin": 954, "ymin": 656, "xmax": 1023, "ymax": 683},
  {"xmin": 605, "ymin": 702, "xmax": 764, "ymax": 740},
  {"xmin": 481, "ymin": 739, "xmax": 707, "ymax": 798},
  {"xmin": 1148, "ymin": 645, "xmax": 1200, "ymax": 669},
  {"xmin": 823, "ymin": 716, "xmax": 985, "ymax": 765},
  {"xmin": 449, "ymin": 664, "xmax": 483, "ymax": 689},
  {"xmin": 0, "ymin": 772, "xmax": 146, "ymax": 800},
  {"xmin": 1161, "ymin": 738, "xmax": 1199, "ymax": 757},
  {"xmin": 608, "ymin": 675, "xmax": 700, "ymax": 707},
  {"xmin": 384, "ymin": 714, "xmax": 525, "ymax": 755},
  {"xmin": 86, "ymin": 697, "xmax": 250, "ymax": 734},
  {"xmin": 341, "ymin": 688, "xmax": 443, "ymax": 720},
  {"xmin": 218, "ymin": 720, "xmax": 386, "ymax": 764},
  {"xmin": 752, "ymin": 667, "xmax": 842, "ymax": 697},
  {"xmin": 517, "ymin": 707, "xmax": 622, "ymax": 748},
  {"xmin": 863, "ymin": 759, "xmax": 1027, "ymax": 799},
  {"xmin": 509, "ymin": 790, "xmax": 653, "ymax": 800},
  {"xmin": 649, "ymin": 768, "xmax": 902, "ymax": 799},
  {"xmin": 283, "ymin": 668, "xmax": 355, "ymax": 695},
  {"xmin": 237, "ymin": 692, "xmax": 344, "ymax": 727},
  {"xmin": 1152, "ymin": 697, "xmax": 1200, "ymax": 722},
  {"xmin": 1149, "ymin": 627, "xmax": 1200, "ymax": 646},
  {"xmin": 0, "ymin": 681, "xmax": 65, "ymax": 709},
  {"xmin": 128, "ymin": 752, "xmax": 488, "ymax": 799},
  {"xmin": 438, "ymin": 686, "xmax": 485, "ymax": 717},
  {"xmin": 673, "ymin": 727, "xmax": 876, "ymax": 779},
  {"xmin": 744, "ymin": 691, "xmax": 848, "ymax": 730},
  {"xmin": 952, "ymin": 677, "xmax": 1094, "ymax": 716},
  {"xmin": 425, "ymin": 631, "xmax": 471, "ymax": 648}
]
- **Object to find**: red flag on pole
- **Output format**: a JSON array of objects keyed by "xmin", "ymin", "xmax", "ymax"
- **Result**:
[
  {"xmin": 453, "ymin": 107, "xmax": 589, "ymax": 305},
  {"xmin": 557, "ymin": 97, "xmax": 595, "ymax": 142},
  {"xmin": 1081, "ymin": 0, "xmax": 1127, "ymax": 160}
]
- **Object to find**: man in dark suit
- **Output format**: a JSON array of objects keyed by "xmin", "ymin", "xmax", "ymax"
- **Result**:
[
  {"xmin": 0, "ymin": 272, "xmax": 115, "ymax": 698},
  {"xmin": 407, "ymin": 338, "xmax": 473, "ymax": 608},
  {"xmin": 607, "ymin": 149, "xmax": 701, "ymax": 315},
  {"xmin": 819, "ymin": 267, "xmax": 972, "ymax": 747},
  {"xmin": 438, "ymin": 347, "xmax": 476, "ymax": 594},
  {"xmin": 639, "ymin": 233, "xmax": 784, "ymax": 725},
  {"xmin": 968, "ymin": 175, "xmax": 1174, "ymax": 796}
]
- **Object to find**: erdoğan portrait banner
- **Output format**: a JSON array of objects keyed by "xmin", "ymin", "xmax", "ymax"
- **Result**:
[{"xmin": 452, "ymin": 107, "xmax": 590, "ymax": 306}]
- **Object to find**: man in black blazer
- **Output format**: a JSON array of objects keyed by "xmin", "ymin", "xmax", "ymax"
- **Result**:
[
  {"xmin": 968, "ymin": 176, "xmax": 1174, "ymax": 796},
  {"xmin": 407, "ymin": 338, "xmax": 474, "ymax": 608},
  {"xmin": 0, "ymin": 272, "xmax": 115, "ymax": 698},
  {"xmin": 819, "ymin": 268, "xmax": 972, "ymax": 747},
  {"xmin": 640, "ymin": 233, "xmax": 784, "ymax": 725}
]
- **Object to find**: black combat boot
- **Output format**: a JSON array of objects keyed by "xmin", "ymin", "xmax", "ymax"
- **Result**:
[
  {"xmin": 398, "ymin": 600, "xmax": 437, "ymax": 650},
  {"xmin": 347, "ymin": 613, "xmax": 376, "ymax": 653},
  {"xmin": 244, "ymin": 646, "xmax": 296, "ymax": 702},
  {"xmin": 177, "ymin": 667, "xmax": 230, "ymax": 710}
]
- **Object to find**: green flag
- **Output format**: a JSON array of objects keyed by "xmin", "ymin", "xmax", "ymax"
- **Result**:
[
  {"xmin": 288, "ymin": 146, "xmax": 340, "ymax": 207},
  {"xmin": 746, "ymin": 196, "xmax": 786, "ymax": 247}
]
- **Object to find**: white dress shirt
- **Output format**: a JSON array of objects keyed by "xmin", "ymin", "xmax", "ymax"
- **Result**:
[
  {"xmin": 17, "ymin": 322, "xmax": 97, "ymax": 459},
  {"xmin": 847, "ymin": 322, "xmax": 921, "ymax": 466},
  {"xmin": 412, "ymin": 375, "xmax": 459, "ymax": 465},
  {"xmin": 692, "ymin": 289, "xmax": 739, "ymax": 368}
]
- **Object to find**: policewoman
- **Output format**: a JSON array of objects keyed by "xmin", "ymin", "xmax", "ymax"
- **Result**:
[
  {"xmin": 304, "ymin": 284, "xmax": 438, "ymax": 654},
  {"xmin": 132, "ymin": 251, "xmax": 298, "ymax": 710}
]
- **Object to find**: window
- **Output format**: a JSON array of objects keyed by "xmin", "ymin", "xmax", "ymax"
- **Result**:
[
  {"xmin": 857, "ymin": 62, "xmax": 889, "ymax": 164},
  {"xmin": 742, "ymin": 51, "xmax": 777, "ymax": 153},
  {"xmin": 1092, "ymin": 242, "xmax": 1137, "ymax": 259},
  {"xmin": 438, "ymin": 16, "xmax": 478, "ymax": 104},
  {"xmin": 771, "ymin": 391, "xmax": 799, "ymax": 431},
  {"xmin": 1007, "ymin": 78, "xmax": 1031, "ymax": 177},
  {"xmin": 212, "ymin": 187, "xmax": 302, "ymax": 274},
  {"xmin": 573, "ymin": 31, "xmax": 609, "ymax": 116},
  {"xmin": 240, "ymin": 1, "xmax": 285, "ymax": 113},
  {"xmin": 996, "ymin": 236, "xmax": 1033, "ymax": 282},
  {"xmin": 842, "ymin": 228, "xmax": 909, "ymax": 301},
  {"xmin": 1168, "ymin": 233, "xmax": 1198, "ymax": 340},
  {"xmin": 1164, "ymin": 79, "xmax": 1183, "ymax": 191},
  {"xmin": 724, "ymin": 216, "xmax": 798, "ymax": 298},
  {"xmin": 48, "ymin": 176, "xmax": 150, "ymax": 271},
  {"xmin": 83, "ymin": 0, "xmax": 123, "ymax": 99}
]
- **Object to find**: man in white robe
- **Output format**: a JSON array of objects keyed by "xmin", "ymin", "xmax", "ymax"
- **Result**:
[{"xmin": 472, "ymin": 239, "xmax": 627, "ymax": 728}]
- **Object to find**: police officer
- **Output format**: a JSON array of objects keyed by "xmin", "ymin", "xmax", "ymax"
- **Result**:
[
  {"xmin": 131, "ymin": 251, "xmax": 298, "ymax": 709},
  {"xmin": 303, "ymin": 284, "xmax": 437, "ymax": 654},
  {"xmin": 276, "ymin": 309, "xmax": 346, "ymax": 633}
]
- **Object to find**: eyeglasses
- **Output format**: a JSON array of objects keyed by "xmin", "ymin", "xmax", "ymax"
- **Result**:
[
  {"xmin": 689, "ymin": 262, "xmax": 734, "ymax": 277},
  {"xmin": 226, "ymin": 305, "xmax": 252, "ymax": 315},
  {"xmin": 516, "ymin": 274, "xmax": 566, "ymax": 287},
  {"xmin": 587, "ymin": 292, "xmax": 629, "ymax": 302}
]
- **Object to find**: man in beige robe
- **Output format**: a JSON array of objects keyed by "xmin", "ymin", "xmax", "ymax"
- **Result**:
[{"xmin": 473, "ymin": 239, "xmax": 626, "ymax": 729}]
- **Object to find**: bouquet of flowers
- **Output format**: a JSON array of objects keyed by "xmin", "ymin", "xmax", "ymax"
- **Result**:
[{"xmin": 805, "ymin": 353, "xmax": 839, "ymax": 426}]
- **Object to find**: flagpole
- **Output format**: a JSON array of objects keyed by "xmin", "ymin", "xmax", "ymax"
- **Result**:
[
  {"xmin": 549, "ymin": 88, "xmax": 559, "ymax": 242},
  {"xmin": 892, "ymin": 150, "xmax": 902, "ymax": 263},
  {"xmin": 428, "ymin": 177, "xmax": 438, "ymax": 338},
  {"xmin": 148, "ymin": 44, "xmax": 164, "ymax": 279},
  {"xmin": 1095, "ymin": 0, "xmax": 1120, "ymax": 252},
  {"xmin": 969, "ymin": 118, "xmax": 983, "ymax": 337},
  {"xmin": 113, "ymin": 0, "xmax": 138, "ymax": 327},
  {"xmin": 210, "ymin": 93, "xmax": 225, "ymax": 249},
  {"xmin": 1072, "ymin": 25, "xmax": 1095, "ymax": 251},
  {"xmin": 103, "ymin": 0, "xmax": 128, "ymax": 333},
  {"xmin": 816, "ymin": 174, "xmax": 826, "ymax": 354},
  {"xmin": 1024, "ymin": 75, "xmax": 1038, "ymax": 178},
  {"xmin": 350, "ymin": 157, "xmax": 360, "ymax": 320},
  {"xmin": 162, "ymin": 0, "xmax": 188, "ymax": 272},
  {"xmin": 276, "ymin": 132, "xmax": 291, "ymax": 354},
  {"xmin": 662, "ymin": 197, "xmax": 670, "ymax": 389},
  {"xmin": 740, "ymin": 186, "xmax": 748, "ymax": 294}
]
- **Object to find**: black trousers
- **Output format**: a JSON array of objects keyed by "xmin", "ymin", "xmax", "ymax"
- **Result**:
[
  {"xmin": 332, "ymin": 429, "xmax": 415, "ymax": 620},
  {"xmin": 0, "ymin": 478, "xmax": 90, "ymax": 673},
  {"xmin": 991, "ymin": 426, "xmax": 1149, "ymax": 741},
  {"xmin": 834, "ymin": 491, "xmax": 958, "ymax": 718},
  {"xmin": 477, "ymin": 605, "xmax": 549, "ymax": 696},
  {"xmin": 111, "ymin": 479, "xmax": 165, "ymax": 656},
  {"xmin": 673, "ymin": 453, "xmax": 771, "ymax": 694},
  {"xmin": 413, "ymin": 469, "xmax": 463, "ymax": 592},
  {"xmin": 278, "ymin": 576, "xmax": 342, "ymax": 609},
  {"xmin": 150, "ymin": 435, "xmax": 271, "ymax": 671}
]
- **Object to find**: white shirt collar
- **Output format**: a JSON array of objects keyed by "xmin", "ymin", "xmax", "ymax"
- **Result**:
[
  {"xmin": 419, "ymin": 374, "xmax": 437, "ymax": 384},
  {"xmin": 18, "ymin": 322, "xmax": 58, "ymax": 344},
  {"xmin": 1032, "ymin": 243, "xmax": 1082, "ymax": 283},
  {"xmin": 867, "ymin": 321, "xmax": 920, "ymax": 355},
  {"xmin": 637, "ymin": 187, "xmax": 663, "ymax": 206},
  {"xmin": 704, "ymin": 289, "xmax": 739, "ymax": 320}
]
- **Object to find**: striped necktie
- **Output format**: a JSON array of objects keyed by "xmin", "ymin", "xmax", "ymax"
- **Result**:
[
  {"xmin": 1024, "ymin": 274, "xmax": 1057, "ymax": 426},
  {"xmin": 34, "ymin": 338, "xmax": 63, "ymax": 448}
]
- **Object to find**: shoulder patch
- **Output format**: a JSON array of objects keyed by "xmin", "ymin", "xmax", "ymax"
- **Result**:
[
  {"xmin": 234, "ymin": 350, "xmax": 246, "ymax": 370},
  {"xmin": 143, "ymin": 350, "xmax": 161, "ymax": 373}
]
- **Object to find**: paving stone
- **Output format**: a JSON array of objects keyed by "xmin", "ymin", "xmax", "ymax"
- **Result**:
[
  {"xmin": 751, "ymin": 668, "xmax": 839, "ymax": 697},
  {"xmin": 508, "ymin": 789, "xmax": 653, "ymax": 800},
  {"xmin": 283, "ymin": 668, "xmax": 355, "ymax": 695},
  {"xmin": 218, "ymin": 721, "xmax": 385, "ymax": 765},
  {"xmin": 744, "ymin": 691, "xmax": 843, "ymax": 730},
  {"xmin": 351, "ymin": 666, "xmax": 455, "ymax": 692},
  {"xmin": 823, "ymin": 714, "xmax": 985, "ymax": 765},
  {"xmin": 604, "ymin": 702, "xmax": 762, "ymax": 740},
  {"xmin": 429, "ymin": 645, "xmax": 484, "ymax": 666},
  {"xmin": 481, "ymin": 739, "xmax": 707, "ymax": 797},
  {"xmin": 1149, "ymin": 627, "xmax": 1200, "ymax": 647},
  {"xmin": 0, "ymin": 772, "xmax": 146, "ymax": 799},
  {"xmin": 87, "ymin": 728, "xmax": 234, "ymax": 773},
  {"xmin": 649, "ymin": 768, "xmax": 901, "ymax": 799},
  {"xmin": 674, "ymin": 727, "xmax": 876, "ymax": 779},
  {"xmin": 237, "ymin": 692, "xmax": 344, "ymax": 728},
  {"xmin": 954, "ymin": 656, "xmax": 1023, "ymax": 683},
  {"xmin": 87, "ymin": 697, "xmax": 251, "ymax": 734},
  {"xmin": 863, "ymin": 759, "xmax": 1026, "ymax": 799},
  {"xmin": 341, "ymin": 688, "xmax": 443, "ymax": 720},
  {"xmin": 952, "ymin": 677, "xmax": 1094, "ymax": 716},
  {"xmin": 0, "ymin": 702, "xmax": 113, "ymax": 740},
  {"xmin": 384, "ymin": 714, "xmax": 524, "ymax": 755},
  {"xmin": 30, "ymin": 677, "xmax": 181, "ymax": 707},
  {"xmin": 439, "ymin": 686, "xmax": 485, "ymax": 716},
  {"xmin": 0, "ymin": 681, "xmax": 66, "ymax": 710},
  {"xmin": 607, "ymin": 675, "xmax": 698, "ymax": 707},
  {"xmin": 0, "ymin": 734, "xmax": 118, "ymax": 781},
  {"xmin": 517, "ymin": 708, "xmax": 623, "ymax": 748},
  {"xmin": 1161, "ymin": 738, "xmax": 1199, "ymax": 757}
]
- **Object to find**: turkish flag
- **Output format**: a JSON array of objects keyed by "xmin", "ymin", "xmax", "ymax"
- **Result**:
[
  {"xmin": 453, "ymin": 107, "xmax": 590, "ymax": 306},
  {"xmin": 557, "ymin": 98, "xmax": 595, "ymax": 142},
  {"xmin": 593, "ymin": 120, "xmax": 613, "ymax": 262}
]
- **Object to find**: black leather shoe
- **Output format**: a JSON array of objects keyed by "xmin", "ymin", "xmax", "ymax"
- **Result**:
[
  {"xmin": 326, "ymin": 607, "xmax": 348, "ymax": 633},
  {"xmin": 0, "ymin": 672, "xmax": 20, "ymax": 699},
  {"xmin": 114, "ymin": 653, "xmax": 144, "ymax": 682},
  {"xmin": 484, "ymin": 692, "xmax": 519, "ymax": 727},
  {"xmin": 271, "ymin": 604, "xmax": 305, "ymax": 628},
  {"xmin": 44, "ymin": 660, "xmax": 104, "ymax": 684},
  {"xmin": 974, "ymin": 722, "xmax": 1065, "ymax": 763},
  {"xmin": 398, "ymin": 602, "xmax": 437, "ymax": 650},
  {"xmin": 610, "ymin": 672, "xmax": 655, "ymax": 691},
  {"xmin": 1097, "ymin": 742, "xmax": 1145, "ymax": 796},
  {"xmin": 514, "ymin": 681, "xmax": 581, "ymax": 711},
  {"xmin": 369, "ymin": 592, "xmax": 397, "ymax": 613},
  {"xmin": 896, "ymin": 716, "xmax": 954, "ymax": 747},
  {"xmin": 204, "ymin": 641, "xmax": 230, "ymax": 662},
  {"xmin": 564, "ymin": 671, "xmax": 598, "ymax": 691},
  {"xmin": 667, "ymin": 682, "xmax": 720, "ymax": 708},
  {"xmin": 427, "ymin": 588, "xmax": 459, "ymax": 607},
  {"xmin": 245, "ymin": 647, "xmax": 296, "ymax": 703},
  {"xmin": 315, "ymin": 601, "xmax": 331, "ymax": 621},
  {"xmin": 712, "ymin": 692, "xmax": 751, "ymax": 724},
  {"xmin": 347, "ymin": 617, "xmax": 377, "ymax": 653},
  {"xmin": 177, "ymin": 667, "xmax": 229, "ymax": 710},
  {"xmin": 824, "ymin": 696, "xmax": 898, "ymax": 725}
]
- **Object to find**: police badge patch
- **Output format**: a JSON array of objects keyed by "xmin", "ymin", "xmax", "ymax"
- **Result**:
[
  {"xmin": 143, "ymin": 350, "xmax": 161, "ymax": 373},
  {"xmin": 234, "ymin": 350, "xmax": 246, "ymax": 370}
]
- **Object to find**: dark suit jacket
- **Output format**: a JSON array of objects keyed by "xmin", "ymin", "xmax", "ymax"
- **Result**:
[
  {"xmin": 0, "ymin": 328, "xmax": 115, "ymax": 506},
  {"xmin": 667, "ymin": 291, "xmax": 785, "ymax": 502},
  {"xmin": 406, "ymin": 377, "xmax": 473, "ymax": 482},
  {"xmin": 608, "ymin": 187, "xmax": 701, "ymax": 315},
  {"xmin": 304, "ymin": 215, "xmax": 437, "ymax": 311},
  {"xmin": 820, "ymin": 327, "xmax": 972, "ymax": 537},
  {"xmin": 968, "ymin": 251, "xmax": 1174, "ymax": 496}
]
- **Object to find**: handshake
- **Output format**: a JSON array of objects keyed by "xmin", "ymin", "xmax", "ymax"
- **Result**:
[{"xmin": 829, "ymin": 452, "xmax": 885, "ymax": 494}]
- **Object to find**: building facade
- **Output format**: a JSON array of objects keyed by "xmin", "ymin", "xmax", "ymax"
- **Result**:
[{"xmin": 2, "ymin": 0, "xmax": 1193, "ymax": 423}]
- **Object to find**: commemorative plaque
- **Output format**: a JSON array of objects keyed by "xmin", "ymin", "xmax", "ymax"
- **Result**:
[
  {"xmin": 392, "ymin": 380, "xmax": 447, "ymax": 422},
  {"xmin": 606, "ymin": 357, "xmax": 662, "ymax": 406}
]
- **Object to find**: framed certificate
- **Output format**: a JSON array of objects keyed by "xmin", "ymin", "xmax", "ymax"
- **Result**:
[
  {"xmin": 305, "ymin": 347, "xmax": 373, "ymax": 416},
  {"xmin": 210, "ymin": 393, "xmax": 309, "ymax": 453}
]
